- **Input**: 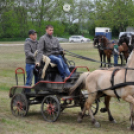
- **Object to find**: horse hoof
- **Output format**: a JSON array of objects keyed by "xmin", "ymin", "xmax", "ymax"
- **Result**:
[
  {"xmin": 94, "ymin": 122, "xmax": 101, "ymax": 128},
  {"xmin": 100, "ymin": 108, "xmax": 107, "ymax": 113},
  {"xmin": 129, "ymin": 116, "xmax": 131, "ymax": 121},
  {"xmin": 111, "ymin": 120, "xmax": 117, "ymax": 124},
  {"xmin": 77, "ymin": 118, "xmax": 82, "ymax": 123},
  {"xmin": 77, "ymin": 113, "xmax": 83, "ymax": 123},
  {"xmin": 127, "ymin": 127, "xmax": 134, "ymax": 131}
]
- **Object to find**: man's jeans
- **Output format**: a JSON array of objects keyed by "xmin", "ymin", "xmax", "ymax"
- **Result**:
[
  {"xmin": 25, "ymin": 64, "xmax": 38, "ymax": 92},
  {"xmin": 49, "ymin": 55, "xmax": 70, "ymax": 79},
  {"xmin": 114, "ymin": 55, "xmax": 118, "ymax": 65}
]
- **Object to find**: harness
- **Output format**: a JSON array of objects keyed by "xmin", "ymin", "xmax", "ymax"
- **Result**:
[
  {"xmin": 110, "ymin": 68, "xmax": 133, "ymax": 101},
  {"xmin": 110, "ymin": 68, "xmax": 120, "ymax": 100}
]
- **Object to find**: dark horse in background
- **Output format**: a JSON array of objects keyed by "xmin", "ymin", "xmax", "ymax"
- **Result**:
[
  {"xmin": 93, "ymin": 34, "xmax": 134, "ymax": 67},
  {"xmin": 118, "ymin": 33, "xmax": 134, "ymax": 64},
  {"xmin": 118, "ymin": 33, "xmax": 134, "ymax": 51},
  {"xmin": 93, "ymin": 35, "xmax": 113, "ymax": 67}
]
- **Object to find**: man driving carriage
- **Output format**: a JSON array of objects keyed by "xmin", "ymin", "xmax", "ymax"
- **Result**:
[{"xmin": 36, "ymin": 25, "xmax": 70, "ymax": 80}]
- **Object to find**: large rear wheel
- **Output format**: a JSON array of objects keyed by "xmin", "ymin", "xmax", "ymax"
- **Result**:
[{"xmin": 41, "ymin": 95, "xmax": 60, "ymax": 122}]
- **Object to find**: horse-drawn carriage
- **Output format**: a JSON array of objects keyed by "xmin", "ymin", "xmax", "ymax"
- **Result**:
[
  {"xmin": 9, "ymin": 57, "xmax": 99, "ymax": 122},
  {"xmin": 9, "ymin": 47, "xmax": 134, "ymax": 130}
]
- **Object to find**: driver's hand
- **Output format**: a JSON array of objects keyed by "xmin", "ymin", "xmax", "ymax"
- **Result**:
[{"xmin": 36, "ymin": 63, "xmax": 40, "ymax": 66}]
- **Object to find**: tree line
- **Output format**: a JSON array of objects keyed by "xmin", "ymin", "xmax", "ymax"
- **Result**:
[{"xmin": 0, "ymin": 0, "xmax": 134, "ymax": 39}]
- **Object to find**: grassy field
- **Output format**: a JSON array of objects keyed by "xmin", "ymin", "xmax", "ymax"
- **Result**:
[{"xmin": 0, "ymin": 43, "xmax": 132, "ymax": 134}]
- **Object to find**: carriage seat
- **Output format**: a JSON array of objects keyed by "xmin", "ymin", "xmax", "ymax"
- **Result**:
[
  {"xmin": 40, "ymin": 55, "xmax": 57, "ymax": 79},
  {"xmin": 40, "ymin": 55, "xmax": 76, "ymax": 80}
]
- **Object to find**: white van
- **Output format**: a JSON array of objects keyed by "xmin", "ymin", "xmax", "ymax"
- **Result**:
[{"xmin": 119, "ymin": 32, "xmax": 134, "ymax": 38}]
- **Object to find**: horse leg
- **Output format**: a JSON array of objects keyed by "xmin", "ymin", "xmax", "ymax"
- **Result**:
[
  {"xmin": 123, "ymin": 95, "xmax": 134, "ymax": 130},
  {"xmin": 99, "ymin": 50, "xmax": 102, "ymax": 68},
  {"xmin": 108, "ymin": 57, "xmax": 111, "ymax": 67},
  {"xmin": 103, "ymin": 53, "xmax": 106, "ymax": 67},
  {"xmin": 100, "ymin": 96, "xmax": 116, "ymax": 122},
  {"xmin": 100, "ymin": 96, "xmax": 109, "ymax": 113},
  {"xmin": 105, "ymin": 96, "xmax": 116, "ymax": 123},
  {"xmin": 107, "ymin": 55, "xmax": 111, "ymax": 68},
  {"xmin": 120, "ymin": 54, "xmax": 123, "ymax": 65},
  {"xmin": 124, "ymin": 52, "xmax": 129, "ymax": 63},
  {"xmin": 87, "ymin": 94, "xmax": 101, "ymax": 127},
  {"xmin": 77, "ymin": 106, "xmax": 86, "ymax": 123}
]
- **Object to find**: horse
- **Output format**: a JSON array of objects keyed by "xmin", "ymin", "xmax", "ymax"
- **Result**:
[
  {"xmin": 119, "ymin": 33, "xmax": 134, "ymax": 52},
  {"xmin": 98, "ymin": 36, "xmax": 114, "ymax": 67},
  {"xmin": 118, "ymin": 34, "xmax": 134, "ymax": 64},
  {"xmin": 118, "ymin": 33, "xmax": 129, "ymax": 46},
  {"xmin": 93, "ymin": 35, "xmax": 108, "ymax": 67},
  {"xmin": 118, "ymin": 42, "xmax": 129, "ymax": 64},
  {"xmin": 70, "ymin": 50, "xmax": 134, "ymax": 131}
]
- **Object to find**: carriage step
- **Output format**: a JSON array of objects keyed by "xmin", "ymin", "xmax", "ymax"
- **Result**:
[{"xmin": 62, "ymin": 96, "xmax": 74, "ymax": 101}]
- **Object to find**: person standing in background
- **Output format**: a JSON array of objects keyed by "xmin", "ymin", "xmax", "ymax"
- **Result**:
[{"xmin": 113, "ymin": 41, "xmax": 120, "ymax": 65}]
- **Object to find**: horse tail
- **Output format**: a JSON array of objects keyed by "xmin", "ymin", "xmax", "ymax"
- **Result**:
[{"xmin": 69, "ymin": 72, "xmax": 90, "ymax": 95}]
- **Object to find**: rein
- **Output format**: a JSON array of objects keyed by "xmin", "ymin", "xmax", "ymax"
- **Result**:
[{"xmin": 65, "ymin": 50, "xmax": 124, "ymax": 66}]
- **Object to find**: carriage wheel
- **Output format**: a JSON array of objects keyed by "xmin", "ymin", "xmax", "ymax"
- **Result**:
[
  {"xmin": 11, "ymin": 94, "xmax": 29, "ymax": 117},
  {"xmin": 41, "ymin": 95, "xmax": 60, "ymax": 122},
  {"xmin": 92, "ymin": 100, "xmax": 99, "ymax": 115}
]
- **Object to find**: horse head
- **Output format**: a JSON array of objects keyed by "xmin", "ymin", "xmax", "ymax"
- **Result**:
[
  {"xmin": 98, "ymin": 36, "xmax": 107, "ymax": 48},
  {"xmin": 93, "ymin": 35, "xmax": 101, "ymax": 46}
]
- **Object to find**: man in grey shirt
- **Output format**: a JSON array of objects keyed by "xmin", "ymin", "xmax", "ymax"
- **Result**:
[
  {"xmin": 36, "ymin": 25, "xmax": 70, "ymax": 80},
  {"xmin": 24, "ymin": 30, "xmax": 38, "ymax": 91}
]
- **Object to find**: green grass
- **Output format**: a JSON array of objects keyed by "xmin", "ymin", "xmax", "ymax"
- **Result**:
[{"xmin": 0, "ymin": 43, "xmax": 132, "ymax": 134}]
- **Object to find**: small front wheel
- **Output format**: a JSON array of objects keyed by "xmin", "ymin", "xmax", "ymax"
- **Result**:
[
  {"xmin": 11, "ymin": 94, "xmax": 29, "ymax": 117},
  {"xmin": 41, "ymin": 95, "xmax": 60, "ymax": 122}
]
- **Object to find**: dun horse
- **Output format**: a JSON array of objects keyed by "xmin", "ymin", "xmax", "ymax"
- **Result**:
[{"xmin": 70, "ymin": 50, "xmax": 134, "ymax": 131}]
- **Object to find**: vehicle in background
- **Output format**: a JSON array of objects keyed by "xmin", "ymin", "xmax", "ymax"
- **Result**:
[
  {"xmin": 95, "ymin": 27, "xmax": 112, "ymax": 40},
  {"xmin": 119, "ymin": 32, "xmax": 134, "ymax": 39},
  {"xmin": 69, "ymin": 35, "xmax": 90, "ymax": 43},
  {"xmin": 56, "ymin": 37, "xmax": 69, "ymax": 42}
]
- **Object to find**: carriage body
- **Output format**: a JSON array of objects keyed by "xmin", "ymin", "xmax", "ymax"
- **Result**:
[{"xmin": 9, "ymin": 60, "xmax": 99, "ymax": 122}]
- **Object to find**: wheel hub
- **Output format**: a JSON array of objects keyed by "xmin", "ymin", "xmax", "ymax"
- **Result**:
[
  {"xmin": 17, "ymin": 102, "xmax": 23, "ymax": 110},
  {"xmin": 47, "ymin": 103, "xmax": 55, "ymax": 115}
]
